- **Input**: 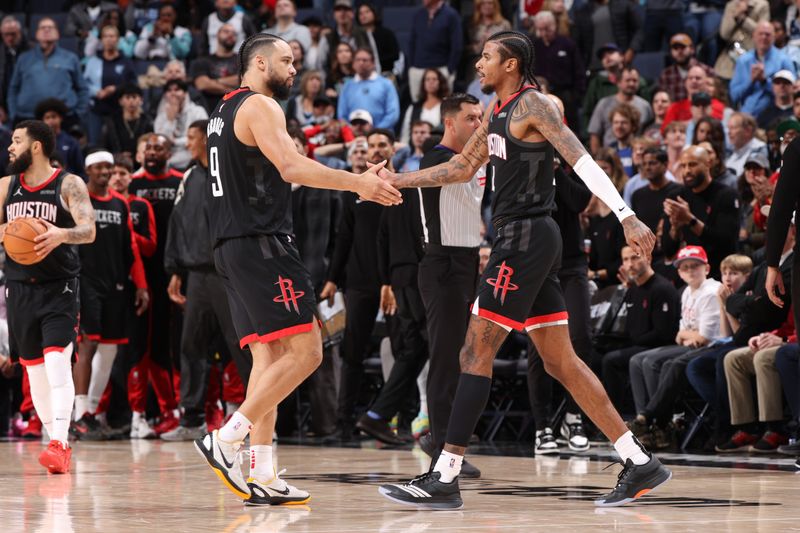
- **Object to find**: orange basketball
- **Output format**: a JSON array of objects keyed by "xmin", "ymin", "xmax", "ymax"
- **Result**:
[{"xmin": 4, "ymin": 217, "xmax": 48, "ymax": 265}]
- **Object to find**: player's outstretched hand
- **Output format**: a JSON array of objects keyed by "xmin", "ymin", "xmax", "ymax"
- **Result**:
[
  {"xmin": 135, "ymin": 287, "xmax": 150, "ymax": 316},
  {"xmin": 33, "ymin": 219, "xmax": 67, "ymax": 258},
  {"xmin": 621, "ymin": 216, "xmax": 655, "ymax": 261},
  {"xmin": 357, "ymin": 160, "xmax": 402, "ymax": 206}
]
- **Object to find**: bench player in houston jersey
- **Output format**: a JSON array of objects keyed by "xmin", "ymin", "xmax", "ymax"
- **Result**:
[
  {"xmin": 110, "ymin": 154, "xmax": 161, "ymax": 439},
  {"xmin": 70, "ymin": 151, "xmax": 150, "ymax": 440},
  {"xmin": 0, "ymin": 120, "xmax": 95, "ymax": 473},
  {"xmin": 377, "ymin": 30, "xmax": 671, "ymax": 509},
  {"xmin": 195, "ymin": 32, "xmax": 401, "ymax": 505}
]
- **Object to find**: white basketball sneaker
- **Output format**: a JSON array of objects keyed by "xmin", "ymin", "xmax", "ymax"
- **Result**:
[
  {"xmin": 245, "ymin": 469, "xmax": 311, "ymax": 506},
  {"xmin": 194, "ymin": 430, "xmax": 249, "ymax": 499}
]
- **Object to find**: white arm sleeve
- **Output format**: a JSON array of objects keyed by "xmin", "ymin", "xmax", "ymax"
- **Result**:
[{"xmin": 572, "ymin": 154, "xmax": 635, "ymax": 222}]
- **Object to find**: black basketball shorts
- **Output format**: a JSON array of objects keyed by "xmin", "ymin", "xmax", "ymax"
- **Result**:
[
  {"xmin": 214, "ymin": 234, "xmax": 318, "ymax": 349},
  {"xmin": 79, "ymin": 277, "xmax": 130, "ymax": 344},
  {"xmin": 472, "ymin": 217, "xmax": 568, "ymax": 331},
  {"xmin": 6, "ymin": 278, "xmax": 79, "ymax": 365}
]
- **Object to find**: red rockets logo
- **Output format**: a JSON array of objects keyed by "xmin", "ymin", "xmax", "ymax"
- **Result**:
[
  {"xmin": 486, "ymin": 261, "xmax": 518, "ymax": 304},
  {"xmin": 273, "ymin": 276, "xmax": 305, "ymax": 313}
]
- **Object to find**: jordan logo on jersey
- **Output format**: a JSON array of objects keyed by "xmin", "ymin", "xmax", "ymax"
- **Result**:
[
  {"xmin": 273, "ymin": 276, "xmax": 305, "ymax": 314},
  {"xmin": 486, "ymin": 261, "xmax": 518, "ymax": 304},
  {"xmin": 6, "ymin": 201, "xmax": 57, "ymax": 223},
  {"xmin": 487, "ymin": 133, "xmax": 507, "ymax": 160},
  {"xmin": 207, "ymin": 117, "xmax": 224, "ymax": 137}
]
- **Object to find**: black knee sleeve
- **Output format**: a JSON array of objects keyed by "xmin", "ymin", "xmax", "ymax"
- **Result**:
[{"xmin": 445, "ymin": 373, "xmax": 492, "ymax": 447}]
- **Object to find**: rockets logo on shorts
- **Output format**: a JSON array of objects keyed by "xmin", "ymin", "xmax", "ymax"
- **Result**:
[
  {"xmin": 273, "ymin": 276, "xmax": 306, "ymax": 314},
  {"xmin": 486, "ymin": 261, "xmax": 519, "ymax": 305}
]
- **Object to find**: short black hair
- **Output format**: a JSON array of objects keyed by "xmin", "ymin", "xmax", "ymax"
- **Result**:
[
  {"xmin": 189, "ymin": 119, "xmax": 208, "ymax": 136},
  {"xmin": 113, "ymin": 152, "xmax": 134, "ymax": 172},
  {"xmin": 238, "ymin": 32, "xmax": 286, "ymax": 78},
  {"xmin": 441, "ymin": 93, "xmax": 480, "ymax": 118},
  {"xmin": 16, "ymin": 120, "xmax": 55, "ymax": 157},
  {"xmin": 34, "ymin": 98, "xmax": 68, "ymax": 120},
  {"xmin": 368, "ymin": 127, "xmax": 395, "ymax": 144},
  {"xmin": 353, "ymin": 47, "xmax": 375, "ymax": 61},
  {"xmin": 117, "ymin": 83, "xmax": 143, "ymax": 99},
  {"xmin": 164, "ymin": 78, "xmax": 188, "ymax": 93},
  {"xmin": 642, "ymin": 146, "xmax": 668, "ymax": 165}
]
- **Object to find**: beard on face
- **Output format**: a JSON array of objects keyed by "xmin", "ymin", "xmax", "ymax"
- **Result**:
[
  {"xmin": 481, "ymin": 81, "xmax": 495, "ymax": 95},
  {"xmin": 267, "ymin": 72, "xmax": 292, "ymax": 100},
  {"xmin": 8, "ymin": 147, "xmax": 32, "ymax": 174},
  {"xmin": 144, "ymin": 156, "xmax": 166, "ymax": 173}
]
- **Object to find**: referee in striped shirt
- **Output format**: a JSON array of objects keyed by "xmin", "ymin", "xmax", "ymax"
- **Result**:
[{"xmin": 417, "ymin": 93, "xmax": 486, "ymax": 478}]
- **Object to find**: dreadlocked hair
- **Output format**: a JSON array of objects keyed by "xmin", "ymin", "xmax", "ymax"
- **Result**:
[
  {"xmin": 486, "ymin": 30, "xmax": 540, "ymax": 91},
  {"xmin": 238, "ymin": 32, "xmax": 286, "ymax": 79}
]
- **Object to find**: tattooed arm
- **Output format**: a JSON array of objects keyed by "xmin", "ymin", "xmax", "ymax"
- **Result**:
[
  {"xmin": 514, "ymin": 90, "xmax": 657, "ymax": 259},
  {"xmin": 34, "ymin": 173, "xmax": 95, "ymax": 257}
]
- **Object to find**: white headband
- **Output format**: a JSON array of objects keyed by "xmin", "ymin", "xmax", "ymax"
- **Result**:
[{"xmin": 85, "ymin": 151, "xmax": 114, "ymax": 168}]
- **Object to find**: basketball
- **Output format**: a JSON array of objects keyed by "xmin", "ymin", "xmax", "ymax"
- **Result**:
[{"xmin": 3, "ymin": 217, "xmax": 47, "ymax": 265}]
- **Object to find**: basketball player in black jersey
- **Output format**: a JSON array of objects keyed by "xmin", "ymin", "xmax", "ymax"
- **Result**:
[
  {"xmin": 378, "ymin": 31, "xmax": 671, "ymax": 509},
  {"xmin": 0, "ymin": 120, "xmax": 95, "ymax": 473},
  {"xmin": 195, "ymin": 33, "xmax": 401, "ymax": 505}
]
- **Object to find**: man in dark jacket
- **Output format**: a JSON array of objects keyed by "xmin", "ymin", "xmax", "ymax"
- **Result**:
[
  {"xmin": 0, "ymin": 15, "xmax": 27, "ymax": 113},
  {"xmin": 161, "ymin": 119, "xmax": 252, "ymax": 440},
  {"xmin": 572, "ymin": 0, "xmax": 644, "ymax": 71}
]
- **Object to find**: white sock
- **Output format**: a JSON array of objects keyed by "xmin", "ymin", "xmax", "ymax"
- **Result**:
[
  {"xmin": 74, "ymin": 394, "xmax": 89, "ymax": 421},
  {"xmin": 565, "ymin": 412, "xmax": 582, "ymax": 425},
  {"xmin": 614, "ymin": 431, "xmax": 650, "ymax": 465},
  {"xmin": 417, "ymin": 361, "xmax": 429, "ymax": 416},
  {"xmin": 218, "ymin": 411, "xmax": 252, "ymax": 443},
  {"xmin": 44, "ymin": 344, "xmax": 76, "ymax": 445},
  {"xmin": 250, "ymin": 445, "xmax": 274, "ymax": 481},
  {"xmin": 433, "ymin": 450, "xmax": 463, "ymax": 483},
  {"xmin": 26, "ymin": 364, "xmax": 54, "ymax": 437},
  {"xmin": 88, "ymin": 344, "xmax": 117, "ymax": 413},
  {"xmin": 225, "ymin": 402, "xmax": 241, "ymax": 417}
]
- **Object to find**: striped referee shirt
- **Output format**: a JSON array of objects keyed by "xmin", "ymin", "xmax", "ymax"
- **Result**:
[{"xmin": 418, "ymin": 145, "xmax": 486, "ymax": 248}]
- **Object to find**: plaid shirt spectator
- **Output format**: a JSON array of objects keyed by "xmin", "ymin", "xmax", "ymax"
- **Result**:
[{"xmin": 657, "ymin": 59, "xmax": 715, "ymax": 102}]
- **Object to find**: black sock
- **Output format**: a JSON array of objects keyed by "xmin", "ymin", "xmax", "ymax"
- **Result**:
[{"xmin": 445, "ymin": 373, "xmax": 492, "ymax": 448}]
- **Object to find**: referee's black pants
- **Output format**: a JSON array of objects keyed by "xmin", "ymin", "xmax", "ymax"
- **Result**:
[
  {"xmin": 527, "ymin": 263, "xmax": 593, "ymax": 430},
  {"xmin": 419, "ymin": 247, "xmax": 479, "ymax": 452},
  {"xmin": 371, "ymin": 283, "xmax": 428, "ymax": 421},
  {"xmin": 337, "ymin": 287, "xmax": 381, "ymax": 426},
  {"xmin": 179, "ymin": 270, "xmax": 252, "ymax": 427}
]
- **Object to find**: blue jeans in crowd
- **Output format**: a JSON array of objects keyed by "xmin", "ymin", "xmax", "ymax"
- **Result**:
[
  {"xmin": 683, "ymin": 10, "xmax": 723, "ymax": 66},
  {"xmin": 775, "ymin": 343, "xmax": 800, "ymax": 420},
  {"xmin": 685, "ymin": 342, "xmax": 737, "ymax": 425}
]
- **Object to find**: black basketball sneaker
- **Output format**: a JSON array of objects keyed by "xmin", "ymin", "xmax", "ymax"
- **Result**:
[
  {"xmin": 245, "ymin": 469, "xmax": 311, "ymax": 506},
  {"xmin": 379, "ymin": 471, "xmax": 463, "ymax": 510},
  {"xmin": 594, "ymin": 454, "xmax": 672, "ymax": 507}
]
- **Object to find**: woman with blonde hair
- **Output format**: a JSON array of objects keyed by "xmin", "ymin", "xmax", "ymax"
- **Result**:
[
  {"xmin": 286, "ymin": 70, "xmax": 325, "ymax": 126},
  {"xmin": 543, "ymin": 0, "xmax": 571, "ymax": 37},
  {"xmin": 467, "ymin": 0, "xmax": 512, "ymax": 64}
]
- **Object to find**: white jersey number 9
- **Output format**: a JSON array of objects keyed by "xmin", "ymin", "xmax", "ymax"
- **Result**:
[{"xmin": 209, "ymin": 146, "xmax": 223, "ymax": 197}]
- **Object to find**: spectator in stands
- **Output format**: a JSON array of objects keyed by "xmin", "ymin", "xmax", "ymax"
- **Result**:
[
  {"xmin": 599, "ymin": 246, "xmax": 681, "ymax": 412},
  {"xmin": 623, "ymin": 136, "xmax": 669, "ymax": 204},
  {"xmin": 154, "ymin": 79, "xmax": 209, "ymax": 169},
  {"xmin": 0, "ymin": 16, "xmax": 28, "ymax": 114},
  {"xmin": 145, "ymin": 59, "xmax": 203, "ymax": 120},
  {"xmin": 662, "ymin": 66, "xmax": 725, "ymax": 133},
  {"xmin": 774, "ymin": 19, "xmax": 789, "ymax": 49},
  {"xmin": 286, "ymin": 70, "xmax": 325, "ymax": 126},
  {"xmin": 783, "ymin": 1, "xmax": 800, "ymax": 66},
  {"xmin": 573, "ymin": 0, "xmax": 643, "ymax": 71},
  {"xmin": 393, "ymin": 120, "xmax": 432, "ymax": 172},
  {"xmin": 532, "ymin": 11, "xmax": 585, "ymax": 131},
  {"xmin": 125, "ymin": 0, "xmax": 161, "ymax": 35},
  {"xmin": 543, "ymin": 0, "xmax": 572, "ymax": 36},
  {"xmin": 348, "ymin": 109, "xmax": 373, "ymax": 138},
  {"xmin": 586, "ymin": 149, "xmax": 627, "ymax": 288},
  {"xmin": 407, "ymin": 0, "xmax": 463, "ymax": 102},
  {"xmin": 632, "ymin": 147, "xmax": 682, "ymax": 233},
  {"xmin": 607, "ymin": 103, "xmax": 639, "ymax": 176},
  {"xmin": 357, "ymin": 3, "xmax": 400, "ymax": 76},
  {"xmin": 326, "ymin": 0, "xmax": 370, "ymax": 72},
  {"xmin": 697, "ymin": 138, "xmax": 738, "ymax": 189},
  {"xmin": 268, "ymin": 0, "xmax": 312, "ymax": 52},
  {"xmin": 190, "ymin": 24, "xmax": 239, "ymax": 114},
  {"xmin": 726, "ymin": 112, "xmax": 767, "ymax": 175},
  {"xmin": 134, "ymin": 4, "xmax": 192, "ymax": 60},
  {"xmin": 643, "ymin": 90, "xmax": 671, "ymax": 142},
  {"xmin": 588, "ymin": 67, "xmax": 653, "ymax": 154},
  {"xmin": 657, "ymin": 34, "xmax": 716, "ymax": 103},
  {"xmin": 326, "ymin": 42, "xmax": 355, "ymax": 99},
  {"xmin": 67, "ymin": 0, "xmax": 118, "ymax": 46},
  {"xmin": 716, "ymin": 0, "xmax": 770, "ymax": 80},
  {"xmin": 683, "ymin": 0, "xmax": 724, "ymax": 66},
  {"xmin": 83, "ymin": 24, "xmax": 138, "ymax": 144},
  {"xmin": 201, "ymin": 0, "xmax": 254, "ymax": 55},
  {"xmin": 303, "ymin": 16, "xmax": 329, "ymax": 72},
  {"xmin": 757, "ymin": 70, "xmax": 796, "ymax": 128},
  {"xmin": 730, "ymin": 21, "xmax": 796, "ymax": 118},
  {"xmin": 83, "ymin": 10, "xmax": 137, "ymax": 58},
  {"xmin": 102, "ymin": 84, "xmax": 153, "ymax": 158},
  {"xmin": 289, "ymin": 40, "xmax": 307, "ymax": 91},
  {"xmin": 642, "ymin": 0, "xmax": 685, "ymax": 53},
  {"xmin": 8, "ymin": 17, "xmax": 89, "ymax": 126},
  {"xmin": 774, "ymin": 343, "xmax": 800, "ymax": 455},
  {"xmin": 35, "ymin": 98, "xmax": 85, "ymax": 177},
  {"xmin": 663, "ymin": 146, "xmax": 739, "ymax": 279},
  {"xmin": 337, "ymin": 48, "xmax": 399, "ymax": 130},
  {"xmin": 683, "ymin": 93, "xmax": 732, "ymax": 153},
  {"xmin": 399, "ymin": 68, "xmax": 448, "ymax": 146},
  {"xmin": 466, "ymin": 0, "xmax": 512, "ymax": 69}
]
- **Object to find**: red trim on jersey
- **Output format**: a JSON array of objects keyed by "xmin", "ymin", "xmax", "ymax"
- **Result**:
[
  {"xmin": 475, "ymin": 308, "xmax": 524, "ymax": 331},
  {"xmin": 494, "ymin": 85, "xmax": 536, "ymax": 115},
  {"xmin": 524, "ymin": 311, "xmax": 569, "ymax": 329},
  {"xmin": 20, "ymin": 357, "xmax": 44, "ymax": 367},
  {"xmin": 99, "ymin": 338, "xmax": 129, "ymax": 345},
  {"xmin": 89, "ymin": 191, "xmax": 113, "ymax": 201},
  {"xmin": 43, "ymin": 346, "xmax": 66, "ymax": 355},
  {"xmin": 259, "ymin": 323, "xmax": 314, "ymax": 344},
  {"xmin": 128, "ymin": 196, "xmax": 157, "ymax": 257},
  {"xmin": 223, "ymin": 87, "xmax": 250, "ymax": 100},
  {"xmin": 132, "ymin": 168, "xmax": 184, "ymax": 181},
  {"xmin": 239, "ymin": 333, "xmax": 260, "ymax": 349},
  {"xmin": 20, "ymin": 168, "xmax": 61, "ymax": 193},
  {"xmin": 125, "ymin": 197, "xmax": 148, "ymax": 290},
  {"xmin": 81, "ymin": 334, "xmax": 102, "ymax": 341}
]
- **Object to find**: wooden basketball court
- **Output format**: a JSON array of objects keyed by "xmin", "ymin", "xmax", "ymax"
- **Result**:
[{"xmin": 1, "ymin": 440, "xmax": 798, "ymax": 531}]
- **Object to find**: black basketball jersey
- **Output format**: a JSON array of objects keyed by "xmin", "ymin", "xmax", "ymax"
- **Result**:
[
  {"xmin": 128, "ymin": 166, "xmax": 182, "ymax": 266},
  {"xmin": 80, "ymin": 191, "xmax": 134, "ymax": 289},
  {"xmin": 206, "ymin": 87, "xmax": 293, "ymax": 245},
  {"xmin": 127, "ymin": 195, "xmax": 156, "ymax": 258},
  {"xmin": 3, "ymin": 169, "xmax": 79, "ymax": 282},
  {"xmin": 487, "ymin": 85, "xmax": 556, "ymax": 226}
]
